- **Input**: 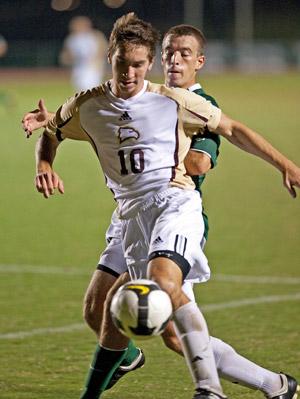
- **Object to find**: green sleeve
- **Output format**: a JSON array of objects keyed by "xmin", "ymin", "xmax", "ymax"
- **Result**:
[
  {"xmin": 190, "ymin": 132, "xmax": 220, "ymax": 168},
  {"xmin": 190, "ymin": 90, "xmax": 221, "ymax": 168}
]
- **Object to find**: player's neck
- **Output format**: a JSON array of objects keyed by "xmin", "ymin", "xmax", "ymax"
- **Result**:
[{"xmin": 108, "ymin": 80, "xmax": 147, "ymax": 100}]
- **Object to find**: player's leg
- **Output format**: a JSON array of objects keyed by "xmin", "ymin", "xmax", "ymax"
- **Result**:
[
  {"xmin": 80, "ymin": 272, "xmax": 131, "ymax": 399},
  {"xmin": 145, "ymin": 188, "xmax": 226, "ymax": 398},
  {"xmin": 83, "ymin": 269, "xmax": 143, "ymax": 393},
  {"xmin": 161, "ymin": 283, "xmax": 299, "ymax": 398},
  {"xmin": 83, "ymin": 269, "xmax": 118, "ymax": 336},
  {"xmin": 161, "ymin": 280, "xmax": 195, "ymax": 355},
  {"xmin": 211, "ymin": 337, "xmax": 299, "ymax": 398},
  {"xmin": 80, "ymin": 213, "xmax": 143, "ymax": 398},
  {"xmin": 148, "ymin": 256, "xmax": 225, "ymax": 398}
]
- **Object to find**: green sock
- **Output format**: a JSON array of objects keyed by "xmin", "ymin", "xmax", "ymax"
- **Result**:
[
  {"xmin": 120, "ymin": 340, "xmax": 140, "ymax": 367},
  {"xmin": 80, "ymin": 344, "xmax": 127, "ymax": 399}
]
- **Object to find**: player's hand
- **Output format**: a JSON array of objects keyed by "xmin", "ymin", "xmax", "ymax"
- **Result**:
[
  {"xmin": 35, "ymin": 167, "xmax": 64, "ymax": 199},
  {"xmin": 21, "ymin": 99, "xmax": 49, "ymax": 138},
  {"xmin": 282, "ymin": 162, "xmax": 300, "ymax": 198}
]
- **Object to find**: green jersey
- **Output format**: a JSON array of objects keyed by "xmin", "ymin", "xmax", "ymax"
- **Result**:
[{"xmin": 189, "ymin": 84, "xmax": 221, "ymax": 240}]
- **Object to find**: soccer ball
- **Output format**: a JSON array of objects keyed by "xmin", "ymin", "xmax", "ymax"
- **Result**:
[{"xmin": 110, "ymin": 279, "xmax": 173, "ymax": 340}]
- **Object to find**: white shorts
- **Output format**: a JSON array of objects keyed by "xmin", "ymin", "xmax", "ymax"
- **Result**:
[
  {"xmin": 121, "ymin": 187, "xmax": 211, "ymax": 283},
  {"xmin": 98, "ymin": 209, "xmax": 128, "ymax": 276},
  {"xmin": 99, "ymin": 216, "xmax": 196, "ymax": 301}
]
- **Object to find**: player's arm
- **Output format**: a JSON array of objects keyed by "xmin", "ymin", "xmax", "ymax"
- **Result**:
[
  {"xmin": 35, "ymin": 132, "xmax": 64, "ymax": 199},
  {"xmin": 215, "ymin": 113, "xmax": 300, "ymax": 198},
  {"xmin": 185, "ymin": 130, "xmax": 220, "ymax": 176},
  {"xmin": 22, "ymin": 99, "xmax": 54, "ymax": 138},
  {"xmin": 0, "ymin": 36, "xmax": 7, "ymax": 57},
  {"xmin": 59, "ymin": 41, "xmax": 74, "ymax": 66},
  {"xmin": 184, "ymin": 150, "xmax": 211, "ymax": 176}
]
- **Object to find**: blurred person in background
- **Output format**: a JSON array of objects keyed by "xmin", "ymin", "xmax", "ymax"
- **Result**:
[
  {"xmin": 60, "ymin": 16, "xmax": 108, "ymax": 91},
  {"xmin": 0, "ymin": 34, "xmax": 13, "ymax": 110},
  {"xmin": 0, "ymin": 34, "xmax": 8, "ymax": 57}
]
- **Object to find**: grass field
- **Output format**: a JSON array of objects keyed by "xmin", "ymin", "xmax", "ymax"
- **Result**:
[{"xmin": 0, "ymin": 71, "xmax": 299, "ymax": 399}]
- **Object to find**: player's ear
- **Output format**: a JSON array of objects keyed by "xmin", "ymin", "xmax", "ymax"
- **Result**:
[
  {"xmin": 148, "ymin": 57, "xmax": 155, "ymax": 71},
  {"xmin": 195, "ymin": 54, "xmax": 205, "ymax": 71},
  {"xmin": 107, "ymin": 51, "xmax": 112, "ymax": 64},
  {"xmin": 160, "ymin": 50, "xmax": 164, "ymax": 66}
]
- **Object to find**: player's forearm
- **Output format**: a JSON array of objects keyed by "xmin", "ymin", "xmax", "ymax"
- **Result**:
[
  {"xmin": 216, "ymin": 114, "xmax": 294, "ymax": 173},
  {"xmin": 35, "ymin": 132, "xmax": 59, "ymax": 172},
  {"xmin": 229, "ymin": 120, "xmax": 294, "ymax": 173}
]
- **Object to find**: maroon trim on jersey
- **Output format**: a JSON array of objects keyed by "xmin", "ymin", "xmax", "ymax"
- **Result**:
[
  {"xmin": 57, "ymin": 116, "xmax": 72, "ymax": 129},
  {"xmin": 187, "ymin": 109, "xmax": 208, "ymax": 123},
  {"xmin": 171, "ymin": 119, "xmax": 179, "ymax": 181},
  {"xmin": 80, "ymin": 123, "xmax": 99, "ymax": 158},
  {"xmin": 55, "ymin": 116, "xmax": 72, "ymax": 141},
  {"xmin": 104, "ymin": 174, "xmax": 117, "ymax": 201}
]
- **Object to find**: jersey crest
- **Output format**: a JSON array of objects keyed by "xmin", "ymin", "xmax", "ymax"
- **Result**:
[{"xmin": 118, "ymin": 126, "xmax": 140, "ymax": 143}]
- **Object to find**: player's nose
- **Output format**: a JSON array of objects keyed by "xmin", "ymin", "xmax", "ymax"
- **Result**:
[
  {"xmin": 126, "ymin": 66, "xmax": 135, "ymax": 78},
  {"xmin": 170, "ymin": 51, "xmax": 181, "ymax": 65}
]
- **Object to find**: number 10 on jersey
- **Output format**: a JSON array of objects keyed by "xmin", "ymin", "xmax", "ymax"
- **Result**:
[{"xmin": 118, "ymin": 149, "xmax": 145, "ymax": 175}]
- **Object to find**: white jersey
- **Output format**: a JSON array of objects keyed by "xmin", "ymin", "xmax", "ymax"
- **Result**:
[{"xmin": 46, "ymin": 80, "xmax": 221, "ymax": 217}]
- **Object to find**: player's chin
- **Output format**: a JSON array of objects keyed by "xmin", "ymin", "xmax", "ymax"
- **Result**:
[
  {"xmin": 120, "ymin": 83, "xmax": 139, "ymax": 97},
  {"xmin": 166, "ymin": 76, "xmax": 182, "ymax": 88}
]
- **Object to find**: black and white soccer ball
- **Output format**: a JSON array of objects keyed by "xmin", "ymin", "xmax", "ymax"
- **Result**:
[{"xmin": 110, "ymin": 279, "xmax": 173, "ymax": 340}]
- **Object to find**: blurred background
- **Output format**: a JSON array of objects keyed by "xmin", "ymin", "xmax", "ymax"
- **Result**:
[{"xmin": 1, "ymin": 0, "xmax": 300, "ymax": 75}]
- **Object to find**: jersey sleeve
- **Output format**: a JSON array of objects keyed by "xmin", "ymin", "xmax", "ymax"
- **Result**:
[
  {"xmin": 173, "ymin": 87, "xmax": 221, "ymax": 135},
  {"xmin": 146, "ymin": 84, "xmax": 222, "ymax": 135},
  {"xmin": 45, "ymin": 90, "xmax": 96, "ymax": 143},
  {"xmin": 190, "ymin": 131, "xmax": 221, "ymax": 168}
]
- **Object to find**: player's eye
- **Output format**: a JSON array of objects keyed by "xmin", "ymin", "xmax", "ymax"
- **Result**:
[
  {"xmin": 133, "ymin": 62, "xmax": 144, "ymax": 68},
  {"xmin": 117, "ymin": 59, "xmax": 126, "ymax": 65},
  {"xmin": 163, "ymin": 50, "xmax": 173, "ymax": 58}
]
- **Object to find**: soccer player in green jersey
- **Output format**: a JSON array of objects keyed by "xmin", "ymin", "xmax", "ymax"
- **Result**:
[
  {"xmin": 160, "ymin": 24, "xmax": 299, "ymax": 399},
  {"xmin": 22, "ymin": 16, "xmax": 300, "ymax": 399}
]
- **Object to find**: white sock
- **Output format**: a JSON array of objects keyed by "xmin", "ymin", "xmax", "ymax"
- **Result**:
[
  {"xmin": 173, "ymin": 302, "xmax": 223, "ymax": 394},
  {"xmin": 211, "ymin": 336, "xmax": 282, "ymax": 396}
]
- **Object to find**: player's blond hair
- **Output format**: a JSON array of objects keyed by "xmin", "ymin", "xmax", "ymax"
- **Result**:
[
  {"xmin": 108, "ymin": 13, "xmax": 160, "ymax": 61},
  {"xmin": 162, "ymin": 25, "xmax": 206, "ymax": 55}
]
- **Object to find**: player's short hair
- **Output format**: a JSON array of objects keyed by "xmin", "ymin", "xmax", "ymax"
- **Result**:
[
  {"xmin": 162, "ymin": 25, "xmax": 206, "ymax": 55},
  {"xmin": 108, "ymin": 13, "xmax": 160, "ymax": 61}
]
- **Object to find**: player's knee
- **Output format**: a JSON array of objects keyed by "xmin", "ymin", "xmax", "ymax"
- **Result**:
[
  {"xmin": 149, "ymin": 273, "xmax": 188, "ymax": 309},
  {"xmin": 155, "ymin": 278, "xmax": 181, "ymax": 303},
  {"xmin": 148, "ymin": 255, "xmax": 188, "ymax": 308}
]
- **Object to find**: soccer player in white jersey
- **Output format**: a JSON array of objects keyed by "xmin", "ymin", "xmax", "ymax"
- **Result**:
[
  {"xmin": 22, "ymin": 14, "xmax": 300, "ymax": 399},
  {"xmin": 60, "ymin": 16, "xmax": 108, "ymax": 91}
]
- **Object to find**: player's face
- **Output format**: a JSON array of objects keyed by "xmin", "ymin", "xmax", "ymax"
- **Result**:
[
  {"xmin": 109, "ymin": 44, "xmax": 153, "ymax": 99},
  {"xmin": 162, "ymin": 35, "xmax": 205, "ymax": 89}
]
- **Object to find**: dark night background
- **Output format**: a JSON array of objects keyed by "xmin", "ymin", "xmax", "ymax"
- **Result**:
[{"xmin": 0, "ymin": 0, "xmax": 300, "ymax": 68}]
